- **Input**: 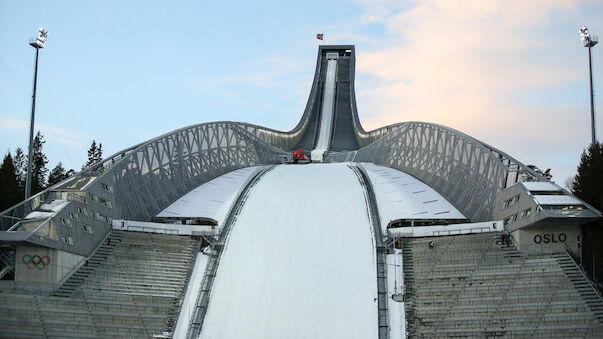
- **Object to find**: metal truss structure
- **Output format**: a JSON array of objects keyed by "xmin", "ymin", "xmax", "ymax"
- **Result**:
[
  {"xmin": 0, "ymin": 44, "xmax": 585, "ymax": 258},
  {"xmin": 329, "ymin": 121, "xmax": 545, "ymax": 222},
  {"xmin": 0, "ymin": 122, "xmax": 288, "ymax": 256}
]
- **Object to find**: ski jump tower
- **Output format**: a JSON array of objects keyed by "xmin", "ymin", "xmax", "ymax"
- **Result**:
[{"xmin": 0, "ymin": 45, "xmax": 601, "ymax": 338}]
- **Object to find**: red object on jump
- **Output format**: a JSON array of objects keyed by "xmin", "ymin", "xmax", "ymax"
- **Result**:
[{"xmin": 292, "ymin": 148, "xmax": 307, "ymax": 161}]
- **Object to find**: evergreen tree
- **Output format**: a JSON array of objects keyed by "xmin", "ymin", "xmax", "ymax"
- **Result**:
[
  {"xmin": 84, "ymin": 140, "xmax": 103, "ymax": 168},
  {"xmin": 571, "ymin": 142, "xmax": 603, "ymax": 285},
  {"xmin": 95, "ymin": 142, "xmax": 103, "ymax": 164},
  {"xmin": 527, "ymin": 164, "xmax": 553, "ymax": 180},
  {"xmin": 48, "ymin": 162, "xmax": 68, "ymax": 186},
  {"xmin": 0, "ymin": 152, "xmax": 22, "ymax": 211},
  {"xmin": 13, "ymin": 147, "xmax": 26, "ymax": 189},
  {"xmin": 85, "ymin": 140, "xmax": 97, "ymax": 168},
  {"xmin": 571, "ymin": 142, "xmax": 603, "ymax": 211},
  {"xmin": 30, "ymin": 131, "xmax": 49, "ymax": 194}
]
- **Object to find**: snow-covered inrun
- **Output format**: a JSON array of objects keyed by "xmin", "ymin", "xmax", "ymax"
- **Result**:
[
  {"xmin": 311, "ymin": 55, "xmax": 338, "ymax": 161},
  {"xmin": 200, "ymin": 163, "xmax": 378, "ymax": 339},
  {"xmin": 156, "ymin": 166, "xmax": 263, "ymax": 227}
]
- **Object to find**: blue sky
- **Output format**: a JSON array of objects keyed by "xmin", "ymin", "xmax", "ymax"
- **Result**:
[{"xmin": 1, "ymin": 0, "xmax": 602, "ymax": 185}]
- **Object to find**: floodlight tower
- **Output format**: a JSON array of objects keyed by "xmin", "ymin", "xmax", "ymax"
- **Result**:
[
  {"xmin": 579, "ymin": 26, "xmax": 598, "ymax": 145},
  {"xmin": 25, "ymin": 27, "xmax": 49, "ymax": 199}
]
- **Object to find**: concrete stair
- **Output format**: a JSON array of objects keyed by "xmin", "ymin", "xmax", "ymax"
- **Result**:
[
  {"xmin": 0, "ymin": 230, "xmax": 200, "ymax": 338},
  {"xmin": 402, "ymin": 232, "xmax": 603, "ymax": 338}
]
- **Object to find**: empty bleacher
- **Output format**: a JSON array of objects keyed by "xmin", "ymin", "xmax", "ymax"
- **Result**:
[
  {"xmin": 402, "ymin": 232, "xmax": 603, "ymax": 338},
  {"xmin": 0, "ymin": 230, "xmax": 200, "ymax": 338}
]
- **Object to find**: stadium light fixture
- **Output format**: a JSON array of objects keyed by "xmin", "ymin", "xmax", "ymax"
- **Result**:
[
  {"xmin": 25, "ymin": 27, "xmax": 49, "ymax": 199},
  {"xmin": 579, "ymin": 26, "xmax": 598, "ymax": 145}
]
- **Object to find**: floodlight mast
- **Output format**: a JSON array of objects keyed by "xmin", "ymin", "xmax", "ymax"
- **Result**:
[
  {"xmin": 25, "ymin": 27, "xmax": 49, "ymax": 199},
  {"xmin": 579, "ymin": 26, "xmax": 598, "ymax": 145}
]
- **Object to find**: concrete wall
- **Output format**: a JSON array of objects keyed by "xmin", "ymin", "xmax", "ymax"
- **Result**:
[
  {"xmin": 493, "ymin": 182, "xmax": 540, "ymax": 232},
  {"xmin": 511, "ymin": 224, "xmax": 581, "ymax": 255},
  {"xmin": 14, "ymin": 246, "xmax": 84, "ymax": 290}
]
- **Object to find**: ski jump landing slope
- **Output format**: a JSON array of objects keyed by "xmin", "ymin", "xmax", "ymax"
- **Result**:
[{"xmin": 200, "ymin": 163, "xmax": 378, "ymax": 339}]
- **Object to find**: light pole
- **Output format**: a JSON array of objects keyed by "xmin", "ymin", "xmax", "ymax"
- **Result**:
[
  {"xmin": 579, "ymin": 26, "xmax": 598, "ymax": 145},
  {"xmin": 25, "ymin": 27, "xmax": 49, "ymax": 199}
]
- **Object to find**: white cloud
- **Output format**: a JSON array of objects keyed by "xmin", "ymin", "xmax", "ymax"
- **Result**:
[
  {"xmin": 329, "ymin": 0, "xmax": 594, "ymax": 182},
  {"xmin": 0, "ymin": 115, "xmax": 88, "ymax": 150}
]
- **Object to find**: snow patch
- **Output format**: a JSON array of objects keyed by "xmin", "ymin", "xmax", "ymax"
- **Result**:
[
  {"xmin": 173, "ymin": 253, "xmax": 209, "ymax": 339},
  {"xmin": 156, "ymin": 166, "xmax": 263, "ymax": 227},
  {"xmin": 360, "ymin": 163, "xmax": 466, "ymax": 230}
]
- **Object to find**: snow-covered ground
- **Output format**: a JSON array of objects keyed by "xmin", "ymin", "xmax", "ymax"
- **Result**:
[
  {"xmin": 156, "ymin": 166, "xmax": 263, "ymax": 226},
  {"xmin": 200, "ymin": 163, "xmax": 378, "ymax": 339},
  {"xmin": 387, "ymin": 249, "xmax": 406, "ymax": 339},
  {"xmin": 25, "ymin": 199, "xmax": 69, "ymax": 219},
  {"xmin": 360, "ymin": 163, "xmax": 466, "ymax": 231},
  {"xmin": 174, "ymin": 253, "xmax": 209, "ymax": 339}
]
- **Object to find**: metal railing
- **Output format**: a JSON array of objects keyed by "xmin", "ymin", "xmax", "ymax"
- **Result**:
[{"xmin": 563, "ymin": 249, "xmax": 603, "ymax": 301}]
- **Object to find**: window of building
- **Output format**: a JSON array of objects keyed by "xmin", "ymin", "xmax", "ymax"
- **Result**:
[
  {"xmin": 99, "ymin": 199, "xmax": 112, "ymax": 208},
  {"xmin": 502, "ymin": 195, "xmax": 520, "ymax": 209},
  {"xmin": 519, "ymin": 208, "xmax": 531, "ymax": 219},
  {"xmin": 101, "ymin": 183, "xmax": 113, "ymax": 193},
  {"xmin": 61, "ymin": 235, "xmax": 73, "ymax": 245},
  {"xmin": 82, "ymin": 224, "xmax": 93, "ymax": 234},
  {"xmin": 504, "ymin": 213, "xmax": 518, "ymax": 225},
  {"xmin": 529, "ymin": 190, "xmax": 564, "ymax": 196}
]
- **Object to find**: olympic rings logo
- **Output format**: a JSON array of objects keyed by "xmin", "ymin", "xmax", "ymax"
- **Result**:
[{"xmin": 22, "ymin": 254, "xmax": 51, "ymax": 270}]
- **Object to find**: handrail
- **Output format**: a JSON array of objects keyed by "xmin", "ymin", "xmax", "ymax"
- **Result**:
[
  {"xmin": 563, "ymin": 249, "xmax": 603, "ymax": 300},
  {"xmin": 432, "ymin": 227, "xmax": 492, "ymax": 236}
]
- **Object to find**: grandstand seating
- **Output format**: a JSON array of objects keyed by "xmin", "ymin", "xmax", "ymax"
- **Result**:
[
  {"xmin": 402, "ymin": 232, "xmax": 603, "ymax": 338},
  {"xmin": 0, "ymin": 230, "xmax": 200, "ymax": 338}
]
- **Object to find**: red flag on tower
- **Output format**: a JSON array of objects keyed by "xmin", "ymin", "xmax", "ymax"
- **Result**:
[{"xmin": 316, "ymin": 34, "xmax": 324, "ymax": 40}]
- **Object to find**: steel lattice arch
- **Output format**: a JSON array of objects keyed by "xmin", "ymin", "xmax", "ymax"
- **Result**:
[
  {"xmin": 0, "ymin": 45, "xmax": 594, "ymax": 258},
  {"xmin": 328, "ymin": 121, "xmax": 543, "ymax": 222}
]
